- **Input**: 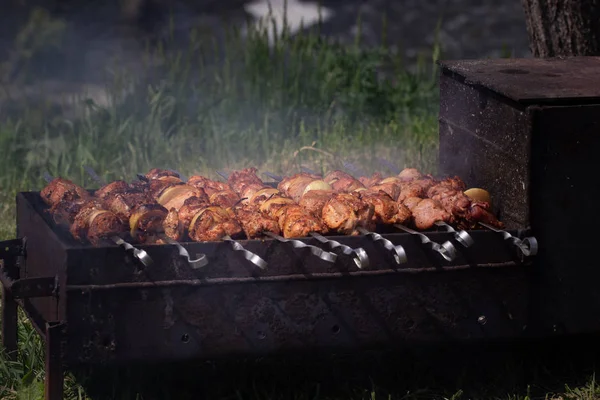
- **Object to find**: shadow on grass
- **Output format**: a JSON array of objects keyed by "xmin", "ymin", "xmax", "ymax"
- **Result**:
[{"xmin": 70, "ymin": 336, "xmax": 599, "ymax": 399}]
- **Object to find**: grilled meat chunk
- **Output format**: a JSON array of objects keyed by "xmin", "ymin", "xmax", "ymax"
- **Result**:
[
  {"xmin": 359, "ymin": 190, "xmax": 411, "ymax": 225},
  {"xmin": 95, "ymin": 180, "xmax": 131, "ymax": 199},
  {"xmin": 273, "ymin": 205, "xmax": 328, "ymax": 238},
  {"xmin": 323, "ymin": 170, "xmax": 365, "ymax": 192},
  {"xmin": 145, "ymin": 168, "xmax": 181, "ymax": 180},
  {"xmin": 163, "ymin": 208, "xmax": 184, "ymax": 241},
  {"xmin": 70, "ymin": 201, "xmax": 126, "ymax": 245},
  {"xmin": 188, "ymin": 206, "xmax": 243, "ymax": 242},
  {"xmin": 41, "ymin": 178, "xmax": 90, "ymax": 207},
  {"xmin": 227, "ymin": 167, "xmax": 265, "ymax": 195},
  {"xmin": 298, "ymin": 189, "xmax": 335, "ymax": 218},
  {"xmin": 187, "ymin": 176, "xmax": 232, "ymax": 196},
  {"xmin": 321, "ymin": 192, "xmax": 375, "ymax": 235},
  {"xmin": 410, "ymin": 198, "xmax": 452, "ymax": 230},
  {"xmin": 398, "ymin": 168, "xmax": 423, "ymax": 181},
  {"xmin": 359, "ymin": 173, "xmax": 383, "ymax": 188},
  {"xmin": 129, "ymin": 203, "xmax": 169, "ymax": 242},
  {"xmin": 259, "ymin": 197, "xmax": 296, "ymax": 219},
  {"xmin": 234, "ymin": 205, "xmax": 281, "ymax": 238},
  {"xmin": 156, "ymin": 184, "xmax": 207, "ymax": 211},
  {"xmin": 277, "ymin": 173, "xmax": 321, "ymax": 196}
]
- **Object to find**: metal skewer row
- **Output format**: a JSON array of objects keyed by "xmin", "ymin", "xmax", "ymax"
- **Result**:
[
  {"xmin": 394, "ymin": 224, "xmax": 458, "ymax": 262},
  {"xmin": 84, "ymin": 167, "xmax": 208, "ymax": 269},
  {"xmin": 478, "ymin": 222, "xmax": 538, "ymax": 257}
]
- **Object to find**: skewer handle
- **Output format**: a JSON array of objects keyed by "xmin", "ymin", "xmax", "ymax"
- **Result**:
[
  {"xmin": 300, "ymin": 166, "xmax": 319, "ymax": 175},
  {"xmin": 222, "ymin": 236, "xmax": 268, "ymax": 269},
  {"xmin": 264, "ymin": 232, "xmax": 337, "ymax": 264},
  {"xmin": 377, "ymin": 158, "xmax": 400, "ymax": 175},
  {"xmin": 394, "ymin": 224, "xmax": 457, "ymax": 262},
  {"xmin": 163, "ymin": 237, "xmax": 208, "ymax": 269},
  {"xmin": 309, "ymin": 232, "xmax": 369, "ymax": 269},
  {"xmin": 111, "ymin": 236, "xmax": 154, "ymax": 268},
  {"xmin": 342, "ymin": 161, "xmax": 366, "ymax": 177},
  {"xmin": 216, "ymin": 170, "xmax": 229, "ymax": 180},
  {"xmin": 357, "ymin": 228, "xmax": 407, "ymax": 265},
  {"xmin": 478, "ymin": 223, "xmax": 538, "ymax": 257},
  {"xmin": 434, "ymin": 221, "xmax": 474, "ymax": 248},
  {"xmin": 83, "ymin": 165, "xmax": 106, "ymax": 186}
]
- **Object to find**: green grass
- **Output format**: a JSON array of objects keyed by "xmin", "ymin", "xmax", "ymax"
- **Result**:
[{"xmin": 0, "ymin": 6, "xmax": 599, "ymax": 400}]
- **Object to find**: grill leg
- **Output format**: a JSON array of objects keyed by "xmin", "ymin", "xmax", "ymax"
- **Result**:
[
  {"xmin": 1, "ymin": 285, "xmax": 18, "ymax": 360},
  {"xmin": 45, "ymin": 322, "xmax": 64, "ymax": 400}
]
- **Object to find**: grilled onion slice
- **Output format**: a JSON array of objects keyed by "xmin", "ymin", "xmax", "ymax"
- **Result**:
[
  {"xmin": 129, "ymin": 204, "xmax": 168, "ymax": 238},
  {"xmin": 157, "ymin": 184, "xmax": 202, "ymax": 211},
  {"xmin": 464, "ymin": 188, "xmax": 492, "ymax": 208}
]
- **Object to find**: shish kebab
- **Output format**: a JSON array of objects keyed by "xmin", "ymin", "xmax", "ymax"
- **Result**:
[
  {"xmin": 40, "ymin": 172, "xmax": 267, "ymax": 269},
  {"xmin": 139, "ymin": 169, "xmax": 340, "ymax": 265}
]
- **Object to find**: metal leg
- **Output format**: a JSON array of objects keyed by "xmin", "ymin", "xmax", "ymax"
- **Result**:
[
  {"xmin": 1, "ymin": 285, "xmax": 18, "ymax": 360},
  {"xmin": 45, "ymin": 322, "xmax": 64, "ymax": 400}
]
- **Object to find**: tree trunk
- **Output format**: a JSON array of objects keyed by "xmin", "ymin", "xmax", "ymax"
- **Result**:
[{"xmin": 520, "ymin": 0, "xmax": 600, "ymax": 57}]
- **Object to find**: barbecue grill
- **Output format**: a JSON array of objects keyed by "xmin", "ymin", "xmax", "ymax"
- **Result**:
[{"xmin": 2, "ymin": 56, "xmax": 597, "ymax": 400}]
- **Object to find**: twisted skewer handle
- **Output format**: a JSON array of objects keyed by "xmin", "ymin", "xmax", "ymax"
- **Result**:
[
  {"xmin": 300, "ymin": 166, "xmax": 320, "ymax": 175},
  {"xmin": 357, "ymin": 228, "xmax": 407, "ymax": 265},
  {"xmin": 264, "ymin": 232, "xmax": 337, "ymax": 263},
  {"xmin": 222, "ymin": 235, "xmax": 268, "ymax": 269},
  {"xmin": 111, "ymin": 236, "xmax": 154, "ymax": 268},
  {"xmin": 478, "ymin": 223, "xmax": 538, "ymax": 257},
  {"xmin": 377, "ymin": 158, "xmax": 400, "ymax": 174},
  {"xmin": 309, "ymin": 232, "xmax": 369, "ymax": 269},
  {"xmin": 162, "ymin": 237, "xmax": 208, "ymax": 269},
  {"xmin": 434, "ymin": 221, "xmax": 474, "ymax": 248},
  {"xmin": 394, "ymin": 224, "xmax": 457, "ymax": 262},
  {"xmin": 84, "ymin": 165, "xmax": 105, "ymax": 185}
]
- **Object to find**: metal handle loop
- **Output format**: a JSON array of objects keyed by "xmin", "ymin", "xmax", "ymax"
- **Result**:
[
  {"xmin": 264, "ymin": 232, "xmax": 337, "ymax": 263},
  {"xmin": 111, "ymin": 236, "xmax": 154, "ymax": 268},
  {"xmin": 434, "ymin": 221, "xmax": 474, "ymax": 248},
  {"xmin": 357, "ymin": 228, "xmax": 407, "ymax": 265},
  {"xmin": 309, "ymin": 232, "xmax": 370, "ymax": 269},
  {"xmin": 394, "ymin": 224, "xmax": 457, "ymax": 262},
  {"xmin": 479, "ymin": 223, "xmax": 539, "ymax": 257},
  {"xmin": 222, "ymin": 236, "xmax": 268, "ymax": 269}
]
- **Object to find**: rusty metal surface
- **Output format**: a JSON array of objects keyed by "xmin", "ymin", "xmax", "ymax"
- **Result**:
[
  {"xmin": 65, "ymin": 269, "xmax": 529, "ymax": 364},
  {"xmin": 438, "ymin": 72, "xmax": 531, "ymax": 229},
  {"xmin": 439, "ymin": 57, "xmax": 600, "ymax": 105}
]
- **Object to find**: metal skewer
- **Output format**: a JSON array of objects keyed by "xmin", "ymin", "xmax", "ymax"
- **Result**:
[
  {"xmin": 342, "ymin": 161, "xmax": 366, "ymax": 177},
  {"xmin": 434, "ymin": 221, "xmax": 474, "ymax": 248},
  {"xmin": 377, "ymin": 158, "xmax": 401, "ymax": 175},
  {"xmin": 394, "ymin": 224, "xmax": 457, "ymax": 262},
  {"xmin": 478, "ymin": 223, "xmax": 538, "ymax": 257},
  {"xmin": 309, "ymin": 232, "xmax": 369, "ymax": 269},
  {"xmin": 111, "ymin": 236, "xmax": 154, "ymax": 268},
  {"xmin": 222, "ymin": 235, "xmax": 268, "ymax": 269},
  {"xmin": 300, "ymin": 166, "xmax": 320, "ymax": 175},
  {"xmin": 263, "ymin": 232, "xmax": 337, "ymax": 264},
  {"xmin": 216, "ymin": 170, "xmax": 229, "ymax": 180},
  {"xmin": 262, "ymin": 172, "xmax": 283, "ymax": 182},
  {"xmin": 357, "ymin": 227, "xmax": 408, "ymax": 265}
]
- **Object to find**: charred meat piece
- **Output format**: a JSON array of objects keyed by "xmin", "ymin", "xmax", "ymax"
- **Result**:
[
  {"xmin": 323, "ymin": 170, "xmax": 365, "ymax": 192},
  {"xmin": 359, "ymin": 190, "xmax": 411, "ymax": 225},
  {"xmin": 70, "ymin": 201, "xmax": 126, "ymax": 245},
  {"xmin": 274, "ymin": 205, "xmax": 328, "ymax": 238},
  {"xmin": 94, "ymin": 180, "xmax": 131, "ymax": 199},
  {"xmin": 259, "ymin": 196, "xmax": 296, "ymax": 220},
  {"xmin": 178, "ymin": 196, "xmax": 210, "ymax": 228},
  {"xmin": 101, "ymin": 191, "xmax": 154, "ymax": 223},
  {"xmin": 188, "ymin": 206, "xmax": 243, "ymax": 242},
  {"xmin": 208, "ymin": 190, "xmax": 240, "ymax": 208},
  {"xmin": 239, "ymin": 183, "xmax": 268, "ymax": 204},
  {"xmin": 410, "ymin": 198, "xmax": 452, "ymax": 230},
  {"xmin": 298, "ymin": 189, "xmax": 335, "ymax": 218},
  {"xmin": 163, "ymin": 208, "xmax": 184, "ymax": 241},
  {"xmin": 398, "ymin": 177, "xmax": 438, "ymax": 202},
  {"xmin": 234, "ymin": 205, "xmax": 281, "ymax": 238},
  {"xmin": 129, "ymin": 203, "xmax": 169, "ymax": 242},
  {"xmin": 145, "ymin": 168, "xmax": 181, "ymax": 180},
  {"xmin": 227, "ymin": 167, "xmax": 265, "ymax": 195},
  {"xmin": 41, "ymin": 177, "xmax": 91, "ymax": 207},
  {"xmin": 321, "ymin": 192, "xmax": 375, "ymax": 235},
  {"xmin": 156, "ymin": 184, "xmax": 208, "ymax": 211},
  {"xmin": 359, "ymin": 173, "xmax": 383, "ymax": 188},
  {"xmin": 187, "ymin": 175, "xmax": 232, "ymax": 196},
  {"xmin": 248, "ymin": 187, "xmax": 280, "ymax": 207},
  {"xmin": 277, "ymin": 173, "xmax": 322, "ymax": 196}
]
